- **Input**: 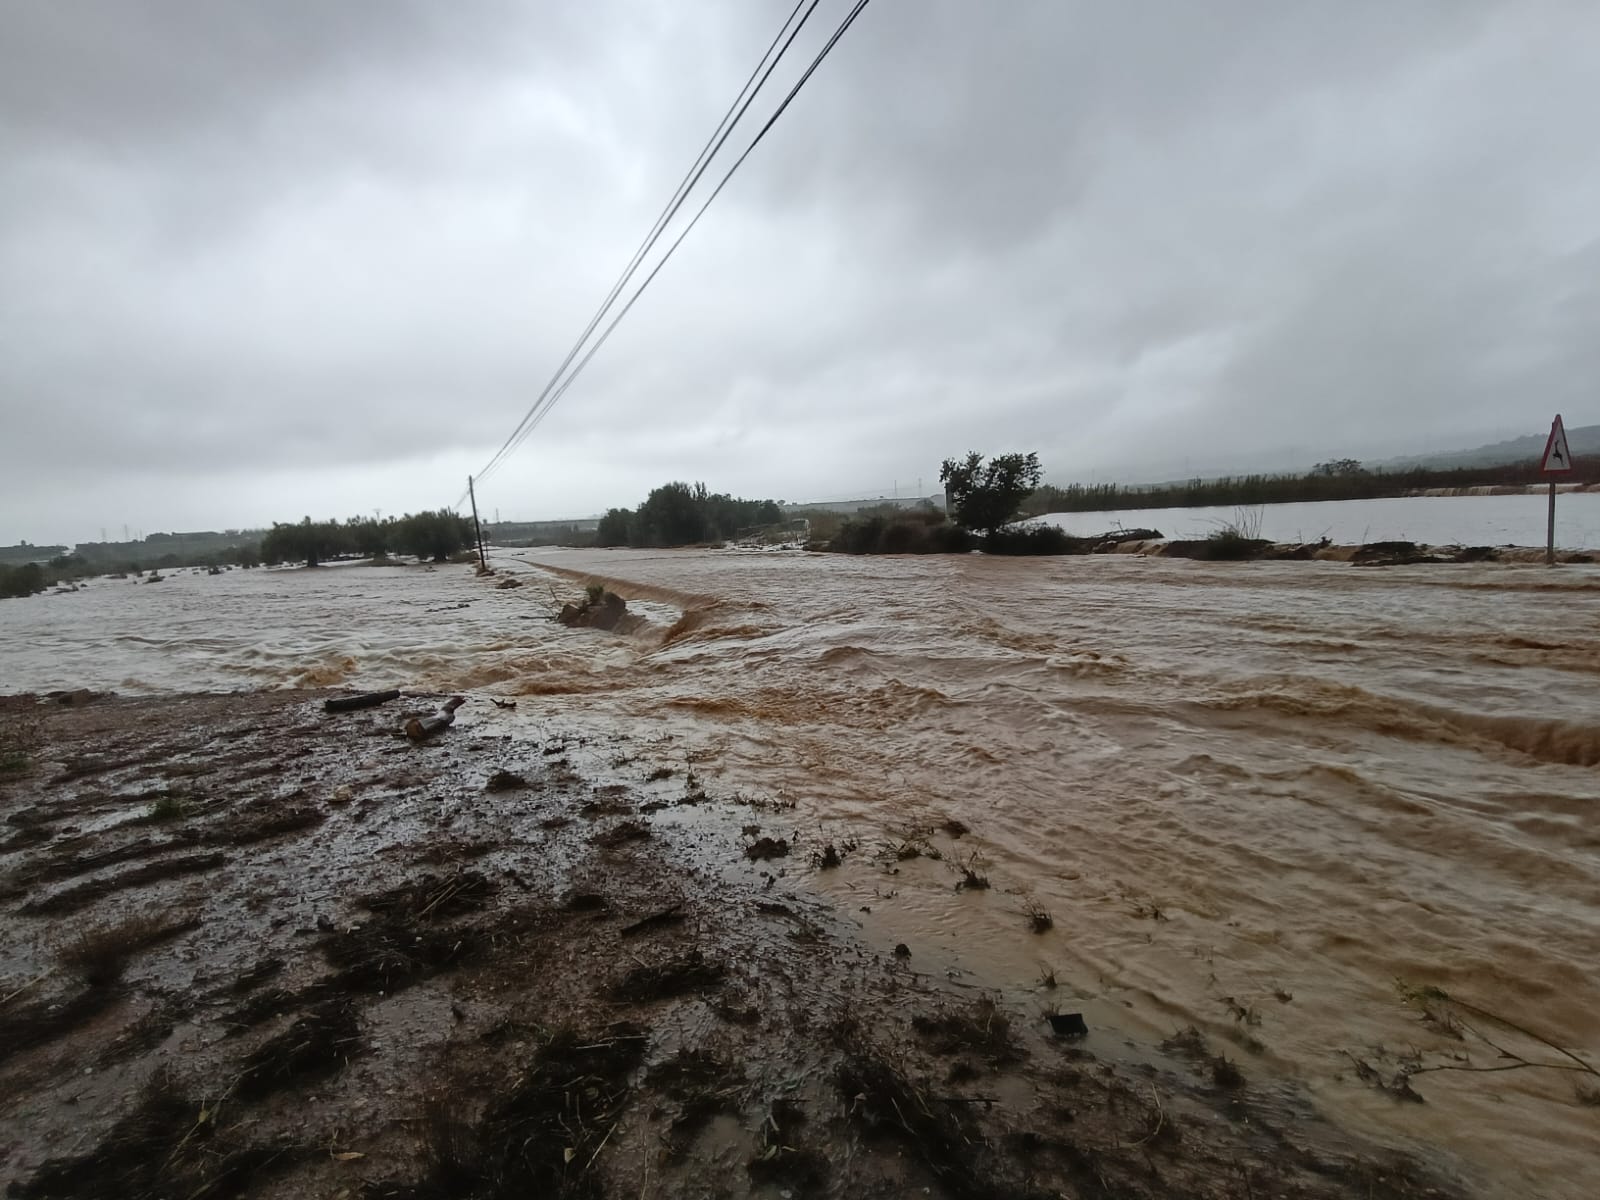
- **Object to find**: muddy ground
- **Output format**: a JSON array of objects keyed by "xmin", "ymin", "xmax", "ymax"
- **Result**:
[{"xmin": 0, "ymin": 690, "xmax": 1470, "ymax": 1199}]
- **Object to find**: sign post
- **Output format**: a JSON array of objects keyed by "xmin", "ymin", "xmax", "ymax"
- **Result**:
[{"xmin": 1539, "ymin": 414, "xmax": 1572, "ymax": 566}]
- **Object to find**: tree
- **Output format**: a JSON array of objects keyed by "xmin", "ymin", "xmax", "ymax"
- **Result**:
[
  {"xmin": 939, "ymin": 451, "xmax": 1043, "ymax": 535},
  {"xmin": 260, "ymin": 517, "xmax": 345, "ymax": 567},
  {"xmin": 393, "ymin": 510, "xmax": 473, "ymax": 561},
  {"xmin": 346, "ymin": 516, "xmax": 391, "ymax": 558},
  {"xmin": 634, "ymin": 483, "xmax": 707, "ymax": 547},
  {"xmin": 596, "ymin": 508, "xmax": 634, "ymax": 547},
  {"xmin": 1311, "ymin": 458, "xmax": 1366, "ymax": 477}
]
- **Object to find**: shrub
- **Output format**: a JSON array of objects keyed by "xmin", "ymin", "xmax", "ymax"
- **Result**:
[
  {"xmin": 983, "ymin": 525, "xmax": 1085, "ymax": 555},
  {"xmin": 830, "ymin": 515, "xmax": 973, "ymax": 555},
  {"xmin": 0, "ymin": 562, "xmax": 47, "ymax": 599}
]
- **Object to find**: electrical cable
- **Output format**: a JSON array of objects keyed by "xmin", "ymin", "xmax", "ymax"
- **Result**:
[
  {"xmin": 471, "ymin": 0, "xmax": 820, "ymax": 492},
  {"xmin": 480, "ymin": 0, "xmax": 873, "ymax": 481}
]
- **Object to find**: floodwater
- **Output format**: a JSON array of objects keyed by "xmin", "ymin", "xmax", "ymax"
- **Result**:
[
  {"xmin": 4, "ymin": 551, "xmax": 1600, "ymax": 1196},
  {"xmin": 1041, "ymin": 490, "xmax": 1600, "ymax": 548}
]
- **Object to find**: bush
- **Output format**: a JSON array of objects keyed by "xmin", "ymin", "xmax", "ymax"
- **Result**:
[
  {"xmin": 983, "ymin": 525, "xmax": 1085, "ymax": 555},
  {"xmin": 1202, "ymin": 529, "xmax": 1270, "ymax": 560},
  {"xmin": 830, "ymin": 515, "xmax": 974, "ymax": 555},
  {"xmin": 0, "ymin": 562, "xmax": 47, "ymax": 599}
]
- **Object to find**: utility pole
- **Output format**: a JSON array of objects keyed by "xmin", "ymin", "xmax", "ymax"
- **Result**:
[{"xmin": 467, "ymin": 476, "xmax": 487, "ymax": 572}]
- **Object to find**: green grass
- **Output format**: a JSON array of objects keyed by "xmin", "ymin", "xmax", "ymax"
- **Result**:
[{"xmin": 146, "ymin": 794, "xmax": 188, "ymax": 822}]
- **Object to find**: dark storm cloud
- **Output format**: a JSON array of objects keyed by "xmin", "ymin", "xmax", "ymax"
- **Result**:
[{"xmin": 1, "ymin": 0, "xmax": 1597, "ymax": 541}]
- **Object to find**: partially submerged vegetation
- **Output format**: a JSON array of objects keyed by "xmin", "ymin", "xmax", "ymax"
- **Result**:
[
  {"xmin": 260, "ymin": 510, "xmax": 478, "ymax": 567},
  {"xmin": 824, "ymin": 451, "xmax": 1157, "ymax": 557}
]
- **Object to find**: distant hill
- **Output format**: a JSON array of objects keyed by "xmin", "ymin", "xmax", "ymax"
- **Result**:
[{"xmin": 1375, "ymin": 423, "xmax": 1600, "ymax": 470}]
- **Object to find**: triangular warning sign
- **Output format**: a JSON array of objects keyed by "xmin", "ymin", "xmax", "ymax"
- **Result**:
[{"xmin": 1541, "ymin": 414, "xmax": 1573, "ymax": 474}]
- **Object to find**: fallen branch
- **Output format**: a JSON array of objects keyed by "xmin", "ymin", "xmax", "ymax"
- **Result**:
[
  {"xmin": 405, "ymin": 697, "xmax": 466, "ymax": 742},
  {"xmin": 324, "ymin": 689, "xmax": 402, "ymax": 713}
]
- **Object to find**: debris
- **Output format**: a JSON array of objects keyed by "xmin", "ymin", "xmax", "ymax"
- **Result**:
[
  {"xmin": 813, "ymin": 843, "xmax": 843, "ymax": 869},
  {"xmin": 405, "ymin": 696, "xmax": 466, "ymax": 742},
  {"xmin": 594, "ymin": 820, "xmax": 652, "ymax": 849},
  {"xmin": 50, "ymin": 688, "xmax": 108, "ymax": 707},
  {"xmin": 913, "ymin": 997, "xmax": 1019, "ymax": 1064},
  {"xmin": 893, "ymin": 943, "xmax": 912, "ymax": 959},
  {"xmin": 324, "ymin": 689, "xmax": 402, "ymax": 713},
  {"xmin": 236, "ymin": 998, "xmax": 361, "ymax": 1099},
  {"xmin": 360, "ymin": 869, "xmax": 496, "ymax": 921},
  {"xmin": 1047, "ymin": 1012, "xmax": 1088, "ymax": 1038},
  {"xmin": 745, "ymin": 836, "xmax": 790, "ymax": 861},
  {"xmin": 609, "ymin": 950, "xmax": 726, "ymax": 1002},
  {"xmin": 494, "ymin": 577, "xmax": 522, "ymax": 589},
  {"xmin": 484, "ymin": 769, "xmax": 528, "ymax": 791},
  {"xmin": 490, "ymin": 698, "xmax": 517, "ymax": 710},
  {"xmin": 557, "ymin": 587, "xmax": 629, "ymax": 632}
]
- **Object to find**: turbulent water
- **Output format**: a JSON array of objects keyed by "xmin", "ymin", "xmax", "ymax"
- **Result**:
[
  {"xmin": 1042, "ymin": 490, "xmax": 1600, "ymax": 547},
  {"xmin": 4, "ymin": 551, "xmax": 1599, "ymax": 1195}
]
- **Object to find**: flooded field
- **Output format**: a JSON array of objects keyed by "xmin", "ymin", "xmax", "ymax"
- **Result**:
[
  {"xmin": 3, "ymin": 550, "xmax": 1599, "ymax": 1196},
  {"xmin": 1041, "ymin": 490, "xmax": 1600, "ymax": 548}
]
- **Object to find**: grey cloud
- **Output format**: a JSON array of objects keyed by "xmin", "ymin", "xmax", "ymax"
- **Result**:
[{"xmin": 2, "ymin": 0, "xmax": 1598, "ymax": 542}]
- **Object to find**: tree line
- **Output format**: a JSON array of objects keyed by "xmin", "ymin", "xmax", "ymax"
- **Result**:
[
  {"xmin": 1019, "ymin": 456, "xmax": 1599, "ymax": 516},
  {"xmin": 596, "ymin": 482, "xmax": 781, "ymax": 548},
  {"xmin": 259, "ymin": 511, "xmax": 478, "ymax": 567}
]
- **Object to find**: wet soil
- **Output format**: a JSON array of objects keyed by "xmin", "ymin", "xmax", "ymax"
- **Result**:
[{"xmin": 0, "ymin": 690, "xmax": 1474, "ymax": 1199}]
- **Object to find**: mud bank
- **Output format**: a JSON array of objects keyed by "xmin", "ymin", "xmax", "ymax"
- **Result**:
[{"xmin": 0, "ymin": 691, "xmax": 1473, "ymax": 1199}]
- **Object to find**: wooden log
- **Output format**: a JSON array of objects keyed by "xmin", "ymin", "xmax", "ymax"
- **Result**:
[
  {"xmin": 324, "ymin": 689, "xmax": 402, "ymax": 713},
  {"xmin": 404, "ymin": 696, "xmax": 466, "ymax": 742}
]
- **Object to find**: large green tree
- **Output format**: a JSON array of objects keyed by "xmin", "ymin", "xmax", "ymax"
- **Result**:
[{"xmin": 939, "ymin": 451, "xmax": 1043, "ymax": 535}]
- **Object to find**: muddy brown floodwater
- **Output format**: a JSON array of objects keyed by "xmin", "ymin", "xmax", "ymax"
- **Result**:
[{"xmin": 2, "ymin": 549, "xmax": 1598, "ymax": 1197}]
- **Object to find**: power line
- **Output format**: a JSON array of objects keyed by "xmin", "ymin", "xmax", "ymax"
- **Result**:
[
  {"xmin": 478, "ymin": 0, "xmax": 874, "ymax": 485},
  {"xmin": 469, "ymin": 0, "xmax": 822, "ymax": 498}
]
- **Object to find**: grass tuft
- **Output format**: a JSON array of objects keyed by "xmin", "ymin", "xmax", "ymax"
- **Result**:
[
  {"xmin": 1022, "ymin": 899, "xmax": 1053, "ymax": 934},
  {"xmin": 1211, "ymin": 1055, "xmax": 1245, "ymax": 1088},
  {"xmin": 145, "ymin": 792, "xmax": 188, "ymax": 822},
  {"xmin": 953, "ymin": 852, "xmax": 991, "ymax": 891},
  {"xmin": 55, "ymin": 911, "xmax": 202, "ymax": 988}
]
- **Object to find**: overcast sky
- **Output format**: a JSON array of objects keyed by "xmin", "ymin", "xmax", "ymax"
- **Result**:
[{"xmin": 3, "ymin": 0, "xmax": 1598, "ymax": 543}]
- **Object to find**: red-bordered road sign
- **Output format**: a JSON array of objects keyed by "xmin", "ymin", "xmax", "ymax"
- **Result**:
[{"xmin": 1541, "ymin": 414, "xmax": 1573, "ymax": 475}]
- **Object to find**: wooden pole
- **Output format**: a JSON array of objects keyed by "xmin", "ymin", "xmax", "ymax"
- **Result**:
[
  {"xmin": 1547, "ymin": 481, "xmax": 1557, "ymax": 567},
  {"xmin": 467, "ymin": 476, "xmax": 487, "ymax": 572}
]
